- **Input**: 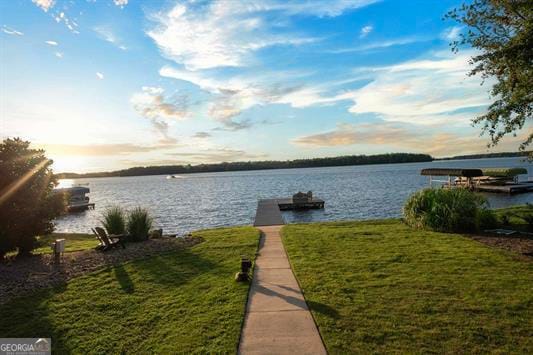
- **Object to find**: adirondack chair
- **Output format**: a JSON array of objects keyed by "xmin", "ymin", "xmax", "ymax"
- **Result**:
[{"xmin": 92, "ymin": 227, "xmax": 126, "ymax": 251}]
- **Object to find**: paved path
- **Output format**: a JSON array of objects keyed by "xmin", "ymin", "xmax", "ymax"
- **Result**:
[{"xmin": 239, "ymin": 226, "xmax": 327, "ymax": 354}]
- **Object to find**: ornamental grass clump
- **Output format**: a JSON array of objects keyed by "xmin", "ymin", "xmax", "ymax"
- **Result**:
[
  {"xmin": 127, "ymin": 207, "xmax": 153, "ymax": 242},
  {"xmin": 403, "ymin": 188, "xmax": 492, "ymax": 233},
  {"xmin": 101, "ymin": 206, "xmax": 126, "ymax": 235}
]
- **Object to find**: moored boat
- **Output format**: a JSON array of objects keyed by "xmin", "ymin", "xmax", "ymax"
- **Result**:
[{"xmin": 54, "ymin": 186, "xmax": 95, "ymax": 212}]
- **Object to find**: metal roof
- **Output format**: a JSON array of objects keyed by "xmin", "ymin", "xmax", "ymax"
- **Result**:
[{"xmin": 420, "ymin": 168, "xmax": 483, "ymax": 177}]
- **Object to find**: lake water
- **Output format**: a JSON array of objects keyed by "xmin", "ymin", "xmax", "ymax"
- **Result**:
[{"xmin": 55, "ymin": 157, "xmax": 532, "ymax": 235}]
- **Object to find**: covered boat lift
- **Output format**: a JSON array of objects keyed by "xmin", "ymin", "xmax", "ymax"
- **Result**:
[{"xmin": 420, "ymin": 167, "xmax": 533, "ymax": 194}]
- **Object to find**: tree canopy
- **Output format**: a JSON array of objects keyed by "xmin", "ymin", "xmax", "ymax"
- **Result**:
[
  {"xmin": 0, "ymin": 138, "xmax": 65, "ymax": 258},
  {"xmin": 57, "ymin": 153, "xmax": 433, "ymax": 179},
  {"xmin": 446, "ymin": 0, "xmax": 532, "ymax": 155}
]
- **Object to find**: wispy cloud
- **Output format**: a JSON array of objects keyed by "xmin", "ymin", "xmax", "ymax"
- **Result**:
[
  {"xmin": 329, "ymin": 36, "xmax": 429, "ymax": 53},
  {"xmin": 113, "ymin": 0, "xmax": 128, "ymax": 8},
  {"xmin": 32, "ymin": 0, "xmax": 55, "ymax": 12},
  {"xmin": 192, "ymin": 132, "xmax": 211, "ymax": 139},
  {"xmin": 45, "ymin": 40, "xmax": 58, "ymax": 46},
  {"xmin": 331, "ymin": 51, "xmax": 491, "ymax": 125},
  {"xmin": 167, "ymin": 148, "xmax": 267, "ymax": 163},
  {"xmin": 37, "ymin": 142, "xmax": 176, "ymax": 156},
  {"xmin": 292, "ymin": 122, "xmax": 527, "ymax": 157},
  {"xmin": 359, "ymin": 25, "xmax": 373, "ymax": 38},
  {"xmin": 159, "ymin": 65, "xmax": 341, "ymax": 128},
  {"xmin": 131, "ymin": 86, "xmax": 190, "ymax": 142},
  {"xmin": 93, "ymin": 26, "xmax": 127, "ymax": 50},
  {"xmin": 55, "ymin": 52, "xmax": 63, "ymax": 58},
  {"xmin": 147, "ymin": 0, "xmax": 373, "ymax": 70},
  {"xmin": 1, "ymin": 25, "xmax": 23, "ymax": 36},
  {"xmin": 261, "ymin": 0, "xmax": 381, "ymax": 17},
  {"xmin": 441, "ymin": 26, "xmax": 462, "ymax": 41},
  {"xmin": 96, "ymin": 72, "xmax": 104, "ymax": 80},
  {"xmin": 293, "ymin": 122, "xmax": 415, "ymax": 147}
]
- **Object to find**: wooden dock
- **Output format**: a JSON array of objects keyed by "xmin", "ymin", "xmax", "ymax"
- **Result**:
[
  {"xmin": 253, "ymin": 197, "xmax": 325, "ymax": 226},
  {"xmin": 254, "ymin": 199, "xmax": 285, "ymax": 226},
  {"xmin": 474, "ymin": 182, "xmax": 533, "ymax": 194}
]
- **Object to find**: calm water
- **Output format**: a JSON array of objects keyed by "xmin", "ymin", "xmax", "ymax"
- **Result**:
[{"xmin": 55, "ymin": 157, "xmax": 532, "ymax": 235}]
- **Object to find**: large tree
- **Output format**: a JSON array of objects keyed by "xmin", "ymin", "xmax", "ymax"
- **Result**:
[
  {"xmin": 0, "ymin": 138, "xmax": 65, "ymax": 259},
  {"xmin": 446, "ymin": 0, "xmax": 532, "ymax": 154}
]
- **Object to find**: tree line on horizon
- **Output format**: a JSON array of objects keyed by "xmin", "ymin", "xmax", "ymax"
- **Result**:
[{"xmin": 57, "ymin": 153, "xmax": 433, "ymax": 178}]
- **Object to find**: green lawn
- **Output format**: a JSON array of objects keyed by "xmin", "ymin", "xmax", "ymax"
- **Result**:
[
  {"xmin": 34, "ymin": 233, "xmax": 99, "ymax": 254},
  {"xmin": 494, "ymin": 204, "xmax": 533, "ymax": 232},
  {"xmin": 0, "ymin": 226, "xmax": 259, "ymax": 353},
  {"xmin": 282, "ymin": 220, "xmax": 533, "ymax": 354}
]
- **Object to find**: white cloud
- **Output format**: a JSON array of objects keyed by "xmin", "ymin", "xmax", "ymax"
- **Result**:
[
  {"xmin": 441, "ymin": 26, "xmax": 462, "ymax": 41},
  {"xmin": 131, "ymin": 86, "xmax": 190, "ymax": 142},
  {"xmin": 147, "ymin": 0, "xmax": 371, "ymax": 70},
  {"xmin": 55, "ymin": 52, "xmax": 63, "ymax": 58},
  {"xmin": 32, "ymin": 0, "xmax": 55, "ymax": 12},
  {"xmin": 51, "ymin": 8, "xmax": 79, "ymax": 34},
  {"xmin": 1, "ymin": 26, "xmax": 23, "ymax": 36},
  {"xmin": 330, "ymin": 36, "xmax": 429, "ymax": 53},
  {"xmin": 336, "ymin": 51, "xmax": 491, "ymax": 125},
  {"xmin": 96, "ymin": 72, "xmax": 104, "ymax": 79},
  {"xmin": 292, "ymin": 122, "xmax": 528, "ymax": 157},
  {"xmin": 166, "ymin": 148, "xmax": 267, "ymax": 163},
  {"xmin": 260, "ymin": 0, "xmax": 381, "ymax": 17},
  {"xmin": 160, "ymin": 65, "xmax": 335, "ymax": 128},
  {"xmin": 114, "ymin": 0, "xmax": 128, "ymax": 7},
  {"xmin": 45, "ymin": 40, "xmax": 58, "ymax": 46},
  {"xmin": 359, "ymin": 25, "xmax": 373, "ymax": 38},
  {"xmin": 93, "ymin": 26, "xmax": 127, "ymax": 50},
  {"xmin": 94, "ymin": 26, "xmax": 117, "ymax": 43}
]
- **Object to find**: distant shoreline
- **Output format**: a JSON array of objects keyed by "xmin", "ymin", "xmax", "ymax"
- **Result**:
[{"xmin": 56, "ymin": 151, "xmax": 530, "ymax": 179}]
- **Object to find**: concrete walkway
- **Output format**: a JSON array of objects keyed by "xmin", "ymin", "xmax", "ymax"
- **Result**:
[{"xmin": 239, "ymin": 226, "xmax": 327, "ymax": 354}]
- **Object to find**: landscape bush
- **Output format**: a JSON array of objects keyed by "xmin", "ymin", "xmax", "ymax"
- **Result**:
[
  {"xmin": 0, "ymin": 138, "xmax": 65, "ymax": 259},
  {"xmin": 126, "ymin": 207, "xmax": 153, "ymax": 242},
  {"xmin": 101, "ymin": 206, "xmax": 126, "ymax": 235},
  {"xmin": 516, "ymin": 203, "xmax": 533, "ymax": 230},
  {"xmin": 499, "ymin": 213, "xmax": 511, "ymax": 226},
  {"xmin": 403, "ymin": 188, "xmax": 492, "ymax": 233},
  {"xmin": 477, "ymin": 208, "xmax": 498, "ymax": 230}
]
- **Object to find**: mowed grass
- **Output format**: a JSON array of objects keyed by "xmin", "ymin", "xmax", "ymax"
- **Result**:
[
  {"xmin": 34, "ymin": 233, "xmax": 99, "ymax": 254},
  {"xmin": 0, "ymin": 226, "xmax": 259, "ymax": 353},
  {"xmin": 494, "ymin": 205, "xmax": 533, "ymax": 232},
  {"xmin": 282, "ymin": 220, "xmax": 533, "ymax": 354}
]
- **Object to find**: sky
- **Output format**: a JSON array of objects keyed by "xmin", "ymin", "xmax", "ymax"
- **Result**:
[{"xmin": 0, "ymin": 0, "xmax": 529, "ymax": 173}]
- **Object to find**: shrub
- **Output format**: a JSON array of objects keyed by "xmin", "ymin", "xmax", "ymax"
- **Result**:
[
  {"xmin": 500, "ymin": 213, "xmax": 511, "ymax": 226},
  {"xmin": 0, "ymin": 138, "xmax": 66, "ymax": 259},
  {"xmin": 403, "ymin": 188, "xmax": 489, "ymax": 233},
  {"xmin": 101, "ymin": 206, "xmax": 126, "ymax": 235},
  {"xmin": 521, "ymin": 214, "xmax": 533, "ymax": 230},
  {"xmin": 478, "ymin": 209, "xmax": 498, "ymax": 230},
  {"xmin": 127, "ymin": 207, "xmax": 153, "ymax": 242}
]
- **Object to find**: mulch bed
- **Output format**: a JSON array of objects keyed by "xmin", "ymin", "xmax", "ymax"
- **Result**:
[
  {"xmin": 0, "ymin": 236, "xmax": 202, "ymax": 304},
  {"xmin": 468, "ymin": 233, "xmax": 533, "ymax": 261}
]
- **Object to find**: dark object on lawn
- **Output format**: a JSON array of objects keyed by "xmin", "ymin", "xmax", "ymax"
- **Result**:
[
  {"xmin": 92, "ymin": 227, "xmax": 126, "ymax": 251},
  {"xmin": 51, "ymin": 239, "xmax": 66, "ymax": 263},
  {"xmin": 235, "ymin": 256, "xmax": 252, "ymax": 282},
  {"xmin": 150, "ymin": 229, "xmax": 163, "ymax": 239}
]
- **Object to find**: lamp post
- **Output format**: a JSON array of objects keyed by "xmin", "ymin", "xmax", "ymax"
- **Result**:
[{"xmin": 235, "ymin": 256, "xmax": 252, "ymax": 282}]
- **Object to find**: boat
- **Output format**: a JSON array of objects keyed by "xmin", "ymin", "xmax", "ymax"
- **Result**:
[
  {"xmin": 54, "ymin": 186, "xmax": 95, "ymax": 212},
  {"xmin": 166, "ymin": 175, "xmax": 184, "ymax": 179}
]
